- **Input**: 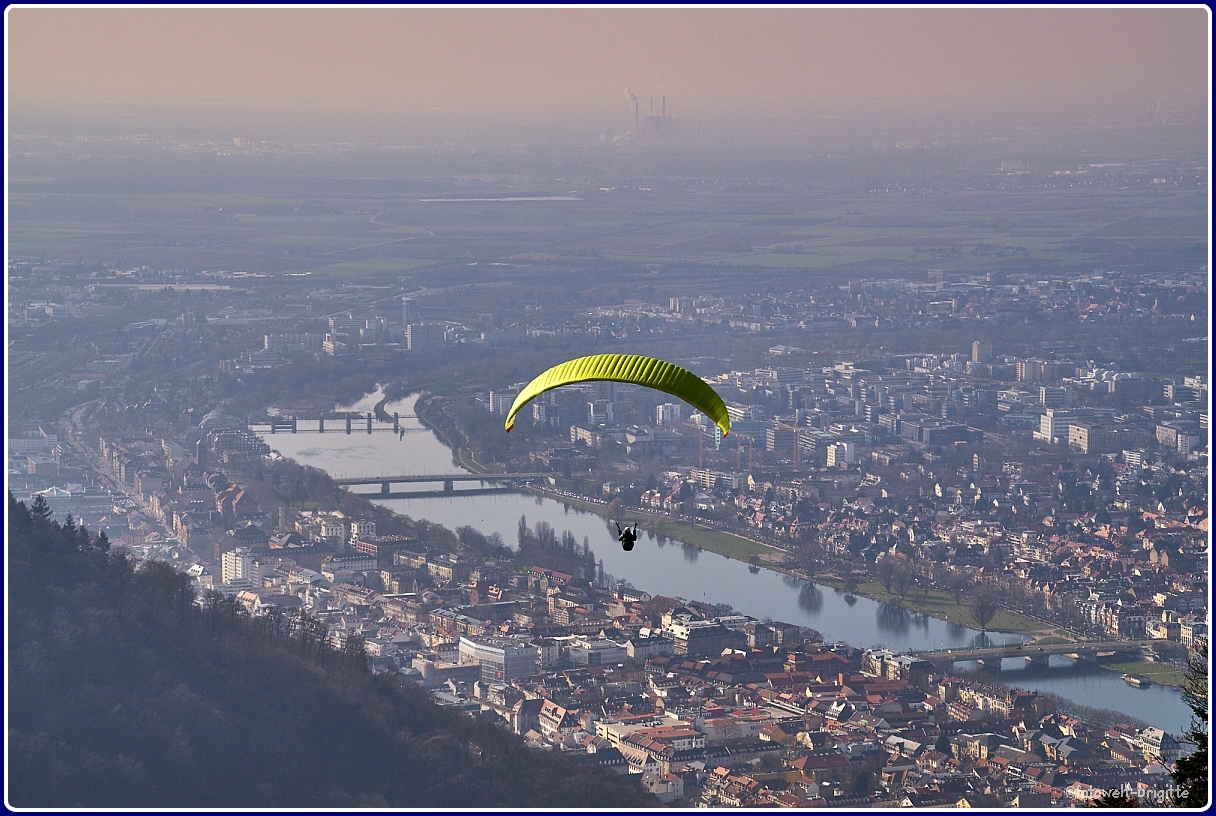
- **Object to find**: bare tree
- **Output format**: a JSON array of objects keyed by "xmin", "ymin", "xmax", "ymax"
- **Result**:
[
  {"xmin": 795, "ymin": 542, "xmax": 820, "ymax": 578},
  {"xmin": 340, "ymin": 633, "xmax": 367, "ymax": 685},
  {"xmin": 946, "ymin": 569, "xmax": 971, "ymax": 605},
  {"xmin": 875, "ymin": 556, "xmax": 897, "ymax": 594},
  {"xmin": 971, "ymin": 592, "xmax": 999, "ymax": 631},
  {"xmin": 893, "ymin": 562, "xmax": 915, "ymax": 602},
  {"xmin": 1172, "ymin": 639, "xmax": 1208, "ymax": 806}
]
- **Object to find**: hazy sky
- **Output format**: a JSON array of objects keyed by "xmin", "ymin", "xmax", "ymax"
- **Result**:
[{"xmin": 6, "ymin": 7, "xmax": 1210, "ymax": 120}]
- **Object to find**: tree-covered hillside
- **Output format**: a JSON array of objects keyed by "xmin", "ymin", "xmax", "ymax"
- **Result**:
[{"xmin": 6, "ymin": 494, "xmax": 653, "ymax": 808}]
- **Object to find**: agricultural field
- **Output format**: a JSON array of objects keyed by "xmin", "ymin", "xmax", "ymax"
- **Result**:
[{"xmin": 8, "ymin": 126, "xmax": 1206, "ymax": 296}]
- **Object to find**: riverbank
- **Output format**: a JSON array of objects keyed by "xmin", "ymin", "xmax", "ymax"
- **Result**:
[
  {"xmin": 1098, "ymin": 660, "xmax": 1186, "ymax": 688},
  {"xmin": 412, "ymin": 393, "xmax": 491, "ymax": 474},
  {"xmin": 812, "ymin": 575, "xmax": 1047, "ymax": 634},
  {"xmin": 527, "ymin": 488, "xmax": 778, "ymax": 562},
  {"xmin": 528, "ymin": 487, "xmax": 1054, "ymax": 635}
]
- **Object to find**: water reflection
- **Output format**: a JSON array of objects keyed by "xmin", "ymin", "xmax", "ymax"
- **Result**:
[
  {"xmin": 778, "ymin": 576, "xmax": 825, "ymax": 616},
  {"xmin": 797, "ymin": 582, "xmax": 824, "ymax": 614},
  {"xmin": 877, "ymin": 603, "xmax": 912, "ymax": 636},
  {"xmin": 682, "ymin": 542, "xmax": 700, "ymax": 563},
  {"xmin": 844, "ymin": 594, "xmax": 858, "ymax": 607},
  {"xmin": 953, "ymin": 659, "xmax": 1189, "ymax": 734}
]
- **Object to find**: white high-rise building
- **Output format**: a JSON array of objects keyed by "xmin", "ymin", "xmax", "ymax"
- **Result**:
[
  {"xmin": 221, "ymin": 547, "xmax": 258, "ymax": 585},
  {"xmin": 656, "ymin": 403, "xmax": 682, "ymax": 428},
  {"xmin": 1034, "ymin": 408, "xmax": 1074, "ymax": 444},
  {"xmin": 826, "ymin": 442, "xmax": 855, "ymax": 468}
]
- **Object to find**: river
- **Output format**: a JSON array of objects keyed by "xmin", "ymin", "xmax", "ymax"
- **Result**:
[{"xmin": 259, "ymin": 390, "xmax": 1190, "ymax": 735}]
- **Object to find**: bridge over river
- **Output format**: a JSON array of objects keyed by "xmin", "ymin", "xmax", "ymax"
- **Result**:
[
  {"xmin": 334, "ymin": 472, "xmax": 549, "ymax": 499},
  {"xmin": 251, "ymin": 413, "xmax": 417, "ymax": 435},
  {"xmin": 905, "ymin": 639, "xmax": 1158, "ymax": 669}
]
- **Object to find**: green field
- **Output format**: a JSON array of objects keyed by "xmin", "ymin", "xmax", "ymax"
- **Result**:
[
  {"xmin": 1100, "ymin": 660, "xmax": 1187, "ymax": 688},
  {"xmin": 812, "ymin": 576, "xmax": 1047, "ymax": 633},
  {"xmin": 9, "ymin": 148, "xmax": 1206, "ymax": 282}
]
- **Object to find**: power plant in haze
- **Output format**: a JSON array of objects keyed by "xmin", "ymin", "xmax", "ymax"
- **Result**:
[
  {"xmin": 641, "ymin": 96, "xmax": 679, "ymax": 137},
  {"xmin": 604, "ymin": 89, "xmax": 680, "ymax": 144}
]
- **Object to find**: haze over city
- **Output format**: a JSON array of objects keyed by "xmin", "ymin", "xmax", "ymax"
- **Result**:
[{"xmin": 5, "ymin": 6, "xmax": 1211, "ymax": 811}]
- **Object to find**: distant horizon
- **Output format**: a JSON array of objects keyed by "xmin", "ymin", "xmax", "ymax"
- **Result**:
[
  {"xmin": 6, "ymin": 7, "xmax": 1209, "ymax": 124},
  {"xmin": 8, "ymin": 96, "xmax": 1209, "ymax": 152}
]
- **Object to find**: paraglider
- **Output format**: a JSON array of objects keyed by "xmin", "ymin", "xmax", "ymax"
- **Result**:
[
  {"xmin": 504, "ymin": 353, "xmax": 730, "ymax": 437},
  {"xmin": 506, "ymin": 353, "xmax": 729, "ymax": 554},
  {"xmin": 616, "ymin": 521, "xmax": 639, "ymax": 552}
]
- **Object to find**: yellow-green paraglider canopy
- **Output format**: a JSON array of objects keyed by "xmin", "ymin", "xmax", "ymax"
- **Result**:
[{"xmin": 505, "ymin": 353, "xmax": 730, "ymax": 437}]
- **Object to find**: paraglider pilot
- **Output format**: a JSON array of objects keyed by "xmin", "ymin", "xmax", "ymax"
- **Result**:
[{"xmin": 616, "ymin": 521, "xmax": 639, "ymax": 552}]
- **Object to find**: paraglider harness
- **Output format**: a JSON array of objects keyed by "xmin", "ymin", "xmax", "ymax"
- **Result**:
[{"xmin": 616, "ymin": 521, "xmax": 639, "ymax": 552}]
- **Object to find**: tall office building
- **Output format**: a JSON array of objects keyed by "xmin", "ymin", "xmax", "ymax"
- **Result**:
[
  {"xmin": 329, "ymin": 314, "xmax": 363, "ymax": 335},
  {"xmin": 406, "ymin": 322, "xmax": 445, "ymax": 351},
  {"xmin": 1039, "ymin": 386, "xmax": 1068, "ymax": 408},
  {"xmin": 401, "ymin": 297, "xmax": 420, "ymax": 326}
]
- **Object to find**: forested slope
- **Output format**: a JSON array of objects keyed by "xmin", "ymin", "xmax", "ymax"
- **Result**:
[{"xmin": 6, "ymin": 494, "xmax": 652, "ymax": 808}]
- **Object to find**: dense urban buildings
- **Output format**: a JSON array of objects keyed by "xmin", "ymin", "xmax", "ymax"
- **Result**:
[{"xmin": 7, "ymin": 102, "xmax": 1208, "ymax": 806}]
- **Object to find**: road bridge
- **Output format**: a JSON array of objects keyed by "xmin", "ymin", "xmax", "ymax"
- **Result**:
[
  {"xmin": 334, "ymin": 472, "xmax": 548, "ymax": 497},
  {"xmin": 906, "ymin": 639, "xmax": 1157, "ymax": 670}
]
